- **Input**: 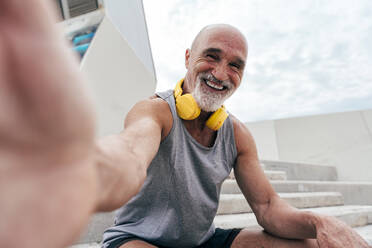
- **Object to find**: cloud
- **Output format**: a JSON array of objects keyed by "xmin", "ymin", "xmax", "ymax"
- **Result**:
[{"xmin": 143, "ymin": 0, "xmax": 372, "ymax": 122}]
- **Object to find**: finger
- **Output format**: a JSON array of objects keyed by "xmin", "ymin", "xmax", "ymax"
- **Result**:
[
  {"xmin": 316, "ymin": 239, "xmax": 321, "ymax": 248},
  {"xmin": 0, "ymin": 0, "xmax": 61, "ymax": 33}
]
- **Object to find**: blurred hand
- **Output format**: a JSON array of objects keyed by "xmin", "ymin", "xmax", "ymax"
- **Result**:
[{"xmin": 0, "ymin": 1, "xmax": 99, "ymax": 247}]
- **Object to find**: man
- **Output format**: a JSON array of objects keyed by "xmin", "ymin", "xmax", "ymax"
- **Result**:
[
  {"xmin": 100, "ymin": 23, "xmax": 369, "ymax": 248},
  {"xmin": 0, "ymin": 0, "xmax": 369, "ymax": 248}
]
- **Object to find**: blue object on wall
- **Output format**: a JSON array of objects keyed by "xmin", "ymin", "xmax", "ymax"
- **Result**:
[
  {"xmin": 73, "ymin": 32, "xmax": 95, "ymax": 45},
  {"xmin": 73, "ymin": 43, "xmax": 91, "ymax": 57}
]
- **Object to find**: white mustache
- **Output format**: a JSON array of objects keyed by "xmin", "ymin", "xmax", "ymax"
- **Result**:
[{"xmin": 200, "ymin": 73, "xmax": 233, "ymax": 90}]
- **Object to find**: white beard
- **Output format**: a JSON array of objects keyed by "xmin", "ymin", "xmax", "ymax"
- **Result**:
[{"xmin": 192, "ymin": 76, "xmax": 235, "ymax": 112}]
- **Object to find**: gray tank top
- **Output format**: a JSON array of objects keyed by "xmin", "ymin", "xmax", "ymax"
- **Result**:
[{"xmin": 103, "ymin": 90, "xmax": 237, "ymax": 248}]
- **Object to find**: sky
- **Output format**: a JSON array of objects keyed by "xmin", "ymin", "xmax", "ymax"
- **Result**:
[{"xmin": 142, "ymin": 0, "xmax": 372, "ymax": 123}]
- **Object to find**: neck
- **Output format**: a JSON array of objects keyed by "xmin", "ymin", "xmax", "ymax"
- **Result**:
[
  {"xmin": 199, "ymin": 110, "xmax": 213, "ymax": 122},
  {"xmin": 183, "ymin": 111, "xmax": 213, "ymax": 131},
  {"xmin": 182, "ymin": 110, "xmax": 217, "ymax": 148}
]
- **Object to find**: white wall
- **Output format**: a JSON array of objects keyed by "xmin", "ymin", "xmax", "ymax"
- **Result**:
[
  {"xmin": 363, "ymin": 110, "xmax": 372, "ymax": 133},
  {"xmin": 80, "ymin": 0, "xmax": 156, "ymax": 136},
  {"xmin": 104, "ymin": 0, "xmax": 155, "ymax": 75},
  {"xmin": 246, "ymin": 109, "xmax": 372, "ymax": 181},
  {"xmin": 245, "ymin": 120, "xmax": 279, "ymax": 160}
]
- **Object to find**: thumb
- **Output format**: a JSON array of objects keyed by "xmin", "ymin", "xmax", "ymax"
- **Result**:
[{"xmin": 316, "ymin": 239, "xmax": 322, "ymax": 248}]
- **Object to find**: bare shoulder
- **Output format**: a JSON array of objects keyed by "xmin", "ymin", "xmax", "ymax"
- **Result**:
[
  {"xmin": 125, "ymin": 96, "xmax": 173, "ymax": 140},
  {"xmin": 230, "ymin": 114, "xmax": 257, "ymax": 156}
]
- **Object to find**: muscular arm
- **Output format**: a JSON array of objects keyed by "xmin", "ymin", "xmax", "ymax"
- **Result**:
[
  {"xmin": 232, "ymin": 118, "xmax": 370, "ymax": 247},
  {"xmin": 232, "ymin": 118, "xmax": 317, "ymax": 239},
  {"xmin": 94, "ymin": 98, "xmax": 171, "ymax": 211}
]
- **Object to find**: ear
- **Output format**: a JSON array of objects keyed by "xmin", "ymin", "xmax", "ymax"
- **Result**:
[{"xmin": 185, "ymin": 49, "xmax": 191, "ymax": 69}]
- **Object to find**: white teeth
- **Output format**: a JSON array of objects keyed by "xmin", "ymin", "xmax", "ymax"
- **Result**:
[{"xmin": 205, "ymin": 80, "xmax": 223, "ymax": 90}]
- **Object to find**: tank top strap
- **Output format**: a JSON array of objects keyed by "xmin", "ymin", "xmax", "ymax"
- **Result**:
[{"xmin": 156, "ymin": 89, "xmax": 179, "ymax": 122}]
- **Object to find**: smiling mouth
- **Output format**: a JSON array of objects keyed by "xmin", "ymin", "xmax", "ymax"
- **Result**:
[{"xmin": 202, "ymin": 78, "xmax": 227, "ymax": 91}]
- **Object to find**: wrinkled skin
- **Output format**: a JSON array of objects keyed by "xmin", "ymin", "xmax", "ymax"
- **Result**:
[
  {"xmin": 0, "ymin": 1, "xmax": 98, "ymax": 247},
  {"xmin": 316, "ymin": 215, "xmax": 371, "ymax": 248}
]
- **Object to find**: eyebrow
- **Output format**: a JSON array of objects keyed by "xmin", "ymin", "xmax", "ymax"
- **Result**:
[
  {"xmin": 235, "ymin": 58, "xmax": 245, "ymax": 68},
  {"xmin": 203, "ymin": 47, "xmax": 223, "ymax": 55},
  {"xmin": 202, "ymin": 47, "xmax": 246, "ymax": 68}
]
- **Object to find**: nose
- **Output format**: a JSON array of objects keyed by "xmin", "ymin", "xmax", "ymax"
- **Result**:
[{"xmin": 211, "ymin": 63, "xmax": 229, "ymax": 82}]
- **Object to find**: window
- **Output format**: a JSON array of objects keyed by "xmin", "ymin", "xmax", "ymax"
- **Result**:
[
  {"xmin": 67, "ymin": 0, "xmax": 98, "ymax": 18},
  {"xmin": 56, "ymin": 0, "xmax": 99, "ymax": 20}
]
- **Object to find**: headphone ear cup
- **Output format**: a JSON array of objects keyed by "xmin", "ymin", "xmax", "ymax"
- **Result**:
[
  {"xmin": 176, "ymin": 94, "xmax": 201, "ymax": 120},
  {"xmin": 206, "ymin": 107, "xmax": 229, "ymax": 131}
]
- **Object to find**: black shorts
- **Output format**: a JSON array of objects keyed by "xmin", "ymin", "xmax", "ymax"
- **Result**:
[{"xmin": 107, "ymin": 228, "xmax": 242, "ymax": 248}]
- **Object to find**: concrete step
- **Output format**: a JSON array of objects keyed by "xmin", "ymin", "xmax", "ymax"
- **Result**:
[
  {"xmin": 229, "ymin": 170, "xmax": 287, "ymax": 180},
  {"xmin": 217, "ymin": 192, "xmax": 344, "ymax": 214},
  {"xmin": 75, "ymin": 192, "xmax": 343, "ymax": 244},
  {"xmin": 221, "ymin": 179, "xmax": 372, "ymax": 205},
  {"xmin": 70, "ymin": 243, "xmax": 100, "ymax": 248},
  {"xmin": 355, "ymin": 225, "xmax": 372, "ymax": 245},
  {"xmin": 260, "ymin": 160, "xmax": 338, "ymax": 181},
  {"xmin": 70, "ymin": 225, "xmax": 372, "ymax": 248},
  {"xmin": 77, "ymin": 211, "xmax": 116, "ymax": 245},
  {"xmin": 264, "ymin": 170, "xmax": 287, "ymax": 180},
  {"xmin": 214, "ymin": 205, "xmax": 372, "ymax": 229},
  {"xmin": 70, "ymin": 206, "xmax": 372, "ymax": 248}
]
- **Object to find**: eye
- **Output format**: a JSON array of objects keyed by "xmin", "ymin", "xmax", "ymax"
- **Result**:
[
  {"xmin": 206, "ymin": 54, "xmax": 218, "ymax": 60},
  {"xmin": 229, "ymin": 63, "xmax": 240, "ymax": 69}
]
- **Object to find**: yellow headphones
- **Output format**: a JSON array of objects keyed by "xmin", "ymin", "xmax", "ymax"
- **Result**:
[{"xmin": 174, "ymin": 78, "xmax": 229, "ymax": 131}]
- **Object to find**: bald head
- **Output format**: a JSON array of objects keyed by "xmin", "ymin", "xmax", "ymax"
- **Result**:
[
  {"xmin": 191, "ymin": 24, "xmax": 248, "ymax": 56},
  {"xmin": 183, "ymin": 24, "xmax": 248, "ymax": 107}
]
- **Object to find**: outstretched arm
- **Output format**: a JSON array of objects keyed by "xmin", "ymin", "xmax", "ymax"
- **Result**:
[
  {"xmin": 94, "ymin": 99, "xmax": 167, "ymax": 211},
  {"xmin": 232, "ymin": 117, "xmax": 369, "ymax": 248}
]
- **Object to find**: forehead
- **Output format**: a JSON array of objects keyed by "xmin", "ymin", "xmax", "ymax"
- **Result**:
[{"xmin": 194, "ymin": 28, "xmax": 248, "ymax": 59}]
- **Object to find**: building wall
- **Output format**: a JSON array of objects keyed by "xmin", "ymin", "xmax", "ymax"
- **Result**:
[
  {"xmin": 80, "ymin": 0, "xmax": 156, "ymax": 136},
  {"xmin": 104, "ymin": 0, "xmax": 155, "ymax": 75},
  {"xmin": 246, "ymin": 109, "xmax": 372, "ymax": 181},
  {"xmin": 245, "ymin": 120, "xmax": 279, "ymax": 160}
]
